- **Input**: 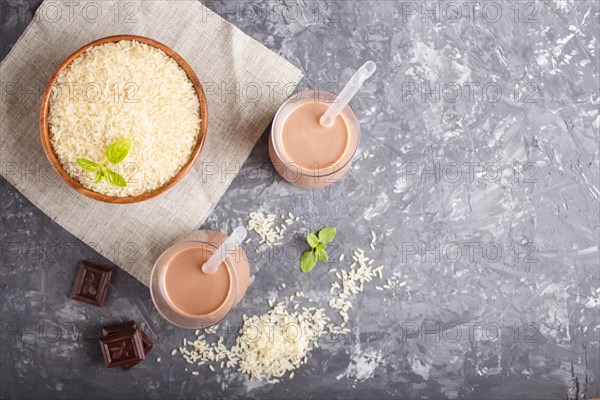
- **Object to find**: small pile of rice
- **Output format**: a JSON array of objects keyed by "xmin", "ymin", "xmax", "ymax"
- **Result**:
[
  {"xmin": 178, "ymin": 301, "xmax": 331, "ymax": 383},
  {"xmin": 48, "ymin": 40, "xmax": 201, "ymax": 197}
]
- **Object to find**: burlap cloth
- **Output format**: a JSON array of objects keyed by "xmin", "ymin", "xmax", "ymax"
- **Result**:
[{"xmin": 0, "ymin": 0, "xmax": 303, "ymax": 285}]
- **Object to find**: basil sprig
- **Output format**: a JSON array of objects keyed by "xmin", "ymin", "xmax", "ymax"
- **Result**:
[
  {"xmin": 76, "ymin": 138, "xmax": 131, "ymax": 187},
  {"xmin": 300, "ymin": 226, "xmax": 337, "ymax": 272}
]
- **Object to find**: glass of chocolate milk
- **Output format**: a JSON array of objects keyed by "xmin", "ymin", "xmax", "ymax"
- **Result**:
[
  {"xmin": 269, "ymin": 89, "xmax": 360, "ymax": 188},
  {"xmin": 150, "ymin": 230, "xmax": 250, "ymax": 329}
]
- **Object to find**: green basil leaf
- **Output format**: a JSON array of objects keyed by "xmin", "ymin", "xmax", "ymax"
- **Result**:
[
  {"xmin": 104, "ymin": 138, "xmax": 131, "ymax": 164},
  {"xmin": 94, "ymin": 171, "xmax": 103, "ymax": 183},
  {"xmin": 316, "ymin": 248, "xmax": 328, "ymax": 263},
  {"xmin": 307, "ymin": 233, "xmax": 319, "ymax": 248},
  {"xmin": 104, "ymin": 169, "xmax": 127, "ymax": 187},
  {"xmin": 300, "ymin": 250, "xmax": 317, "ymax": 273},
  {"xmin": 318, "ymin": 226, "xmax": 336, "ymax": 244},
  {"xmin": 76, "ymin": 158, "xmax": 99, "ymax": 172}
]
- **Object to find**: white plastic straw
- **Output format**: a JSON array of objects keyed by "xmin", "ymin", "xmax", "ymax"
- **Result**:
[
  {"xmin": 202, "ymin": 226, "xmax": 247, "ymax": 274},
  {"xmin": 319, "ymin": 61, "xmax": 377, "ymax": 128}
]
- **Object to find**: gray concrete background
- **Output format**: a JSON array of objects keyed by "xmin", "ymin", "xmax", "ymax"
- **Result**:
[{"xmin": 1, "ymin": 0, "xmax": 599, "ymax": 399}]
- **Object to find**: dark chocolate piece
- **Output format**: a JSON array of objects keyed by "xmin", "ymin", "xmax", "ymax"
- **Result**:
[
  {"xmin": 70, "ymin": 261, "xmax": 112, "ymax": 307},
  {"xmin": 102, "ymin": 321, "xmax": 154, "ymax": 353},
  {"xmin": 102, "ymin": 321, "xmax": 154, "ymax": 370},
  {"xmin": 101, "ymin": 321, "xmax": 136, "ymax": 337},
  {"xmin": 99, "ymin": 329, "xmax": 145, "ymax": 368}
]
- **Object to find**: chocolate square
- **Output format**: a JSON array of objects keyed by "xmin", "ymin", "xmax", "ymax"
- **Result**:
[
  {"xmin": 99, "ymin": 329, "xmax": 145, "ymax": 368},
  {"xmin": 102, "ymin": 321, "xmax": 155, "ymax": 354},
  {"xmin": 102, "ymin": 321, "xmax": 154, "ymax": 370},
  {"xmin": 70, "ymin": 261, "xmax": 112, "ymax": 307}
]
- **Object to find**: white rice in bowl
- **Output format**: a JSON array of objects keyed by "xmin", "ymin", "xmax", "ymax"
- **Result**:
[{"xmin": 48, "ymin": 40, "xmax": 201, "ymax": 197}]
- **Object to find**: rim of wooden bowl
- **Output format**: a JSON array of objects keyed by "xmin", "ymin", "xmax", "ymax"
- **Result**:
[{"xmin": 39, "ymin": 35, "xmax": 208, "ymax": 204}]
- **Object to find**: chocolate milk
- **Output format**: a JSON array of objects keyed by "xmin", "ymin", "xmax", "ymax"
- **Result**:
[
  {"xmin": 269, "ymin": 89, "xmax": 360, "ymax": 188},
  {"xmin": 280, "ymin": 102, "xmax": 349, "ymax": 170},
  {"xmin": 164, "ymin": 244, "xmax": 232, "ymax": 316},
  {"xmin": 150, "ymin": 230, "xmax": 250, "ymax": 329}
]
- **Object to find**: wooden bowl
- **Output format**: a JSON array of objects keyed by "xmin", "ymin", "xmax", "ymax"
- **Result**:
[{"xmin": 39, "ymin": 35, "xmax": 208, "ymax": 204}]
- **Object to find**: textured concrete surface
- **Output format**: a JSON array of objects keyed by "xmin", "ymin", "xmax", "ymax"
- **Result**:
[{"xmin": 1, "ymin": 0, "xmax": 599, "ymax": 399}]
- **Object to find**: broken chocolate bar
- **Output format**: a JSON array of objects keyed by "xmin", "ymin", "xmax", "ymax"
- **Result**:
[
  {"xmin": 70, "ymin": 261, "xmax": 112, "ymax": 307},
  {"xmin": 99, "ymin": 329, "xmax": 145, "ymax": 368},
  {"xmin": 102, "ymin": 321, "xmax": 154, "ymax": 370}
]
